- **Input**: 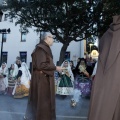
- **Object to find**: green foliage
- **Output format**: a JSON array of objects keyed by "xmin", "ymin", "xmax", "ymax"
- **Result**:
[
  {"xmin": 96, "ymin": 0, "xmax": 120, "ymax": 36},
  {"xmin": 1, "ymin": 0, "xmax": 120, "ymax": 41},
  {"xmin": 1, "ymin": 0, "xmax": 120, "ymax": 64}
]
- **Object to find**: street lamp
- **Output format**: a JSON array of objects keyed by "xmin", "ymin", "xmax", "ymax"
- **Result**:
[
  {"xmin": 0, "ymin": 28, "xmax": 11, "ymax": 65},
  {"xmin": 0, "ymin": 10, "xmax": 3, "ymax": 22}
]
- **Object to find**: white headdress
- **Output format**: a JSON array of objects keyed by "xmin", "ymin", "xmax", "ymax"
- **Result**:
[
  {"xmin": 0, "ymin": 62, "xmax": 8, "ymax": 75},
  {"xmin": 61, "ymin": 60, "xmax": 74, "ymax": 82},
  {"xmin": 12, "ymin": 64, "xmax": 18, "ymax": 77},
  {"xmin": 20, "ymin": 62, "xmax": 31, "ymax": 80}
]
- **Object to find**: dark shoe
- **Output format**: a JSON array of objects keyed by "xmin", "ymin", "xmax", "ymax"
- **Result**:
[{"xmin": 61, "ymin": 95, "xmax": 67, "ymax": 99}]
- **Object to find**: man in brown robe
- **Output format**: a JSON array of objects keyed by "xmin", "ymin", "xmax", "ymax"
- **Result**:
[
  {"xmin": 88, "ymin": 15, "xmax": 120, "ymax": 120},
  {"xmin": 24, "ymin": 32, "xmax": 62, "ymax": 120}
]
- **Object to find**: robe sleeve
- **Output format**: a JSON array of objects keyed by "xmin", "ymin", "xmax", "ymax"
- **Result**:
[
  {"xmin": 92, "ymin": 62, "xmax": 98, "ymax": 76},
  {"xmin": 3, "ymin": 69, "xmax": 8, "ymax": 78},
  {"xmin": 86, "ymin": 66, "xmax": 93, "ymax": 76},
  {"xmin": 33, "ymin": 47, "xmax": 56, "ymax": 71}
]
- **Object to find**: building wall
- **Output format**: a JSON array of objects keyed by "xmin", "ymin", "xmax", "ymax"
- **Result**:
[
  {"xmin": 51, "ymin": 41, "xmax": 83, "ymax": 66},
  {"xmin": 0, "ymin": 20, "xmax": 39, "ymax": 68},
  {"xmin": 0, "ymin": 12, "xmax": 84, "ymax": 68}
]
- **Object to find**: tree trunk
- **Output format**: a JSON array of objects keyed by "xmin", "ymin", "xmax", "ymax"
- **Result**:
[{"xmin": 58, "ymin": 43, "xmax": 69, "ymax": 66}]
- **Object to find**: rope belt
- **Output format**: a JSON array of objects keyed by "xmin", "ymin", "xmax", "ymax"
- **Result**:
[{"xmin": 33, "ymin": 69, "xmax": 49, "ymax": 77}]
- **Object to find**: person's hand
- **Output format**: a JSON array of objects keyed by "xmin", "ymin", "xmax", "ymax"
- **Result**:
[
  {"xmin": 56, "ymin": 66, "xmax": 63, "ymax": 73},
  {"xmin": 61, "ymin": 67, "xmax": 67, "ymax": 70}
]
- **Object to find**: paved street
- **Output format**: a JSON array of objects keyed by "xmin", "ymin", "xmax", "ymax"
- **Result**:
[{"xmin": 0, "ymin": 94, "xmax": 90, "ymax": 120}]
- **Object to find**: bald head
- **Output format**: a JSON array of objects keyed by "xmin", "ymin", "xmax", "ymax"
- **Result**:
[
  {"xmin": 40, "ymin": 32, "xmax": 54, "ymax": 46},
  {"xmin": 41, "ymin": 32, "xmax": 53, "ymax": 41}
]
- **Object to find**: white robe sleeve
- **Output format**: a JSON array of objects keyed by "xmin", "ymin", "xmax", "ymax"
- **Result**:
[{"xmin": 92, "ymin": 62, "xmax": 98, "ymax": 76}]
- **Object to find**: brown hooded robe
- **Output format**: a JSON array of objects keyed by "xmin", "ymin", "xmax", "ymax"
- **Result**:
[
  {"xmin": 25, "ymin": 42, "xmax": 56, "ymax": 120},
  {"xmin": 88, "ymin": 15, "xmax": 120, "ymax": 120}
]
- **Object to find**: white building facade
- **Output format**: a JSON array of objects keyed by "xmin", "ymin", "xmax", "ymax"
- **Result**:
[{"xmin": 0, "ymin": 12, "xmax": 84, "ymax": 68}]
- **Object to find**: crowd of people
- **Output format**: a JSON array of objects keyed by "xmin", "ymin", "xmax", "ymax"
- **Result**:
[
  {"xmin": 0, "ymin": 32, "xmax": 98, "ymax": 120},
  {"xmin": 0, "ymin": 14, "xmax": 119, "ymax": 120},
  {"xmin": 55, "ymin": 55, "xmax": 98, "ymax": 107},
  {"xmin": 0, "ymin": 53, "xmax": 97, "ymax": 102},
  {"xmin": 0, "ymin": 50, "xmax": 98, "ymax": 119},
  {"xmin": 0, "ymin": 56, "xmax": 31, "ymax": 98}
]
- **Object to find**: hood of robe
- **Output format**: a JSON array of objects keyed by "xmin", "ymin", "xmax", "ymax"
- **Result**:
[{"xmin": 109, "ymin": 15, "xmax": 120, "ymax": 31}]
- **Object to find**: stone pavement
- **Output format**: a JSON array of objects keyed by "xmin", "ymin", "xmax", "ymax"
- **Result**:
[{"xmin": 0, "ymin": 94, "xmax": 90, "ymax": 120}]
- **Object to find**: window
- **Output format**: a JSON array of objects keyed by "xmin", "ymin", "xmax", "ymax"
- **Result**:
[
  {"xmin": 2, "ymin": 34, "xmax": 7, "ymax": 42},
  {"xmin": 21, "ymin": 32, "xmax": 26, "ymax": 42},
  {"xmin": 20, "ymin": 52, "xmax": 27, "ymax": 63},
  {"xmin": 64, "ymin": 51, "xmax": 70, "ymax": 61},
  {"xmin": 4, "ymin": 14, "xmax": 8, "ymax": 21},
  {"xmin": 1, "ymin": 52, "xmax": 8, "ymax": 64}
]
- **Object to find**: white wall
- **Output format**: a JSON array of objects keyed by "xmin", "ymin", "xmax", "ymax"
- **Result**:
[
  {"xmin": 0, "ymin": 21, "xmax": 39, "ymax": 68},
  {"xmin": 51, "ymin": 40, "xmax": 84, "ymax": 66}
]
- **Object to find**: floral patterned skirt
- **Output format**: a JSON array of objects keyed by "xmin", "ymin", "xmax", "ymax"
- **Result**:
[
  {"xmin": 13, "ymin": 84, "xmax": 29, "ymax": 98},
  {"xmin": 74, "ymin": 75, "xmax": 91, "ymax": 97}
]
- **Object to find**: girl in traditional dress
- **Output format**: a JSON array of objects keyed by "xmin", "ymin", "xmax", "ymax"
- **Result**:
[
  {"xmin": 12, "ymin": 62, "xmax": 31, "ymax": 98},
  {"xmin": 8, "ymin": 64, "xmax": 18, "ymax": 95},
  {"xmin": 56, "ymin": 60, "xmax": 74, "ymax": 98},
  {"xmin": 0, "ymin": 62, "xmax": 8, "ymax": 94}
]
